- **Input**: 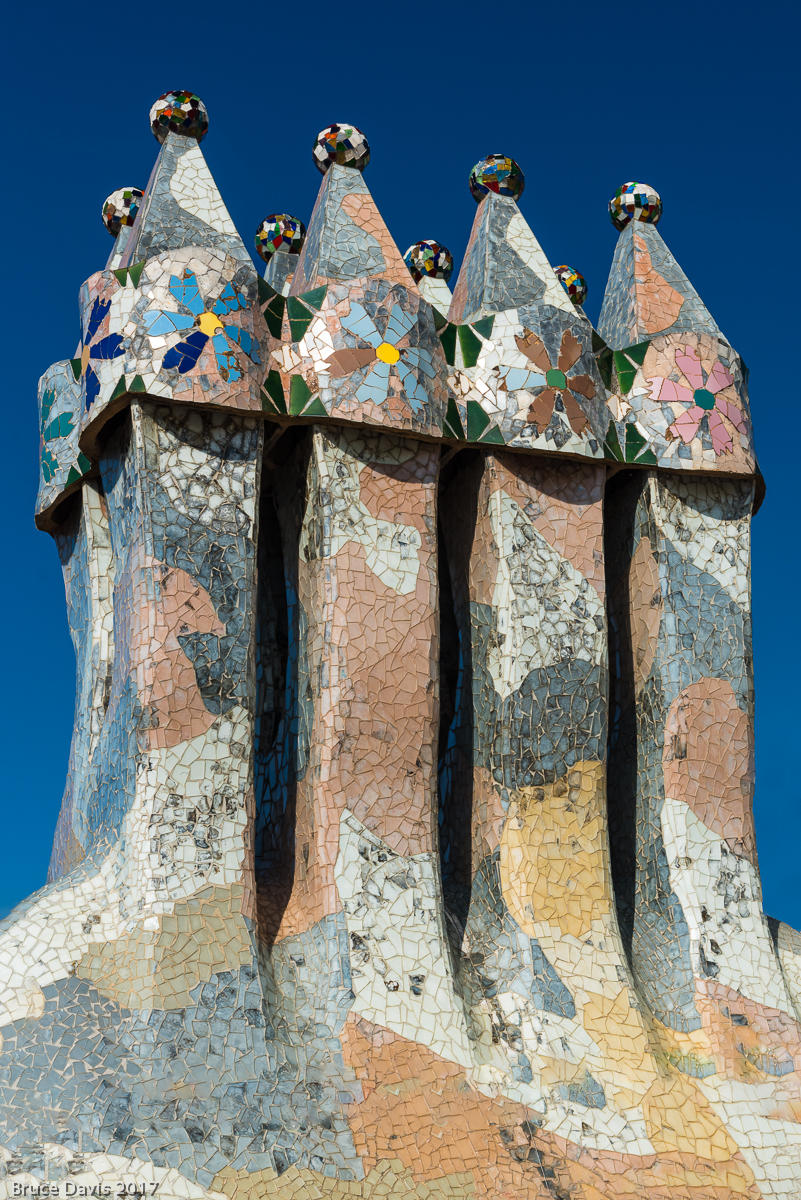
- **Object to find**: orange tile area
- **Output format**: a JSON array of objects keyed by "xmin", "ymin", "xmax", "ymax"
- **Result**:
[
  {"xmin": 486, "ymin": 452, "xmax": 606, "ymax": 599},
  {"xmin": 275, "ymin": 437, "xmax": 440, "ymax": 939},
  {"xmin": 341, "ymin": 1015, "xmax": 763, "ymax": 1199},
  {"xmin": 663, "ymin": 677, "xmax": 757, "ymax": 863},
  {"xmin": 633, "ymin": 232, "xmax": 685, "ymax": 334},
  {"xmin": 131, "ymin": 555, "xmax": 224, "ymax": 749}
]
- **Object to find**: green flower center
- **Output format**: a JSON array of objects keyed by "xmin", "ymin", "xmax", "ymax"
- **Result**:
[
  {"xmin": 694, "ymin": 387, "xmax": 716, "ymax": 411},
  {"xmin": 546, "ymin": 368, "xmax": 567, "ymax": 389}
]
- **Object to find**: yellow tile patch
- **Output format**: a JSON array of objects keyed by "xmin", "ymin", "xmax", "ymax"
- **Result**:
[
  {"xmin": 75, "ymin": 884, "xmax": 253, "ymax": 1009},
  {"xmin": 211, "ymin": 1160, "xmax": 476, "ymax": 1200}
]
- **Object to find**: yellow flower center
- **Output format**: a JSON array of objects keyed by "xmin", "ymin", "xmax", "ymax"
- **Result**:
[
  {"xmin": 197, "ymin": 311, "xmax": 223, "ymax": 337},
  {"xmin": 375, "ymin": 341, "xmax": 400, "ymax": 364}
]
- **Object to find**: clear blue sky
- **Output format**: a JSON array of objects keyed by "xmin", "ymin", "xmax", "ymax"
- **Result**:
[{"xmin": 2, "ymin": 0, "xmax": 798, "ymax": 928}]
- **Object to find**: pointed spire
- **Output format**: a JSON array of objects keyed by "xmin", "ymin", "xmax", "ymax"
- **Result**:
[
  {"xmin": 444, "ymin": 154, "xmax": 609, "ymax": 455},
  {"xmin": 71, "ymin": 92, "xmax": 265, "ymax": 449},
  {"xmin": 598, "ymin": 184, "xmax": 755, "ymax": 474},
  {"xmin": 290, "ymin": 125, "xmax": 409, "ymax": 294},
  {"xmin": 117, "ymin": 93, "xmax": 250, "ymax": 270},
  {"xmin": 268, "ymin": 123, "xmax": 448, "ymax": 438},
  {"xmin": 598, "ymin": 183, "xmax": 723, "ymax": 350},
  {"xmin": 449, "ymin": 157, "xmax": 577, "ymax": 325}
]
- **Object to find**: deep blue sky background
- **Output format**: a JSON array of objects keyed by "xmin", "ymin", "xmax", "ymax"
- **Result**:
[{"xmin": 1, "ymin": 0, "xmax": 798, "ymax": 927}]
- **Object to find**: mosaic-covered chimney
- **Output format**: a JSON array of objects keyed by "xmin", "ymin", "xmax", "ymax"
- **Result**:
[{"xmin": 3, "ymin": 94, "xmax": 800, "ymax": 1197}]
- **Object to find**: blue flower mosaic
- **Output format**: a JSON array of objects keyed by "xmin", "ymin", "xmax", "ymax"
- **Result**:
[
  {"xmin": 332, "ymin": 301, "xmax": 435, "ymax": 415},
  {"xmin": 144, "ymin": 271, "xmax": 261, "ymax": 382},
  {"xmin": 74, "ymin": 297, "xmax": 125, "ymax": 411}
]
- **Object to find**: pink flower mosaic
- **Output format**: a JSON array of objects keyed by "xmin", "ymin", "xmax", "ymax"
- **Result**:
[{"xmin": 653, "ymin": 344, "xmax": 747, "ymax": 457}]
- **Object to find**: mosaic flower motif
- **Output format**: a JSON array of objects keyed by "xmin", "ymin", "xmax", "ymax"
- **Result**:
[
  {"xmin": 77, "ymin": 297, "xmax": 125, "ymax": 411},
  {"xmin": 144, "ymin": 271, "xmax": 261, "ymax": 382},
  {"xmin": 39, "ymin": 387, "xmax": 61, "ymax": 483},
  {"xmin": 324, "ymin": 301, "xmax": 435, "ymax": 414},
  {"xmin": 39, "ymin": 384, "xmax": 91, "ymax": 487},
  {"xmin": 516, "ymin": 328, "xmax": 595, "ymax": 435},
  {"xmin": 654, "ymin": 346, "xmax": 746, "ymax": 456}
]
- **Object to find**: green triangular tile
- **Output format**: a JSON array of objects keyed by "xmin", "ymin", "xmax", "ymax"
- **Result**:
[
  {"xmin": 477, "ymin": 424, "xmax": 504, "ymax": 445},
  {"xmin": 301, "ymin": 396, "xmax": 327, "ymax": 417},
  {"xmin": 466, "ymin": 400, "xmax": 490, "ymax": 441},
  {"xmin": 257, "ymin": 277, "xmax": 276, "ymax": 304},
  {"xmin": 262, "ymin": 370, "xmax": 287, "ymax": 415},
  {"xmin": 596, "ymin": 347, "xmax": 614, "ymax": 391},
  {"xmin": 70, "ymin": 359, "xmax": 82, "ymax": 382},
  {"xmin": 129, "ymin": 375, "xmax": 146, "ymax": 393},
  {"xmin": 129, "ymin": 261, "xmax": 145, "ymax": 288},
  {"xmin": 289, "ymin": 373, "xmax": 312, "ymax": 415},
  {"xmin": 624, "ymin": 423, "xmax": 648, "ymax": 461},
  {"xmin": 614, "ymin": 350, "xmax": 637, "ymax": 395},
  {"xmin": 634, "ymin": 447, "xmax": 658, "ymax": 466},
  {"xmin": 471, "ymin": 315, "xmax": 494, "ymax": 339},
  {"xmin": 438, "ymin": 323, "xmax": 457, "ymax": 365},
  {"xmin": 603, "ymin": 421, "xmax": 624, "ymax": 462},
  {"xmin": 625, "ymin": 340, "xmax": 650, "ymax": 366},
  {"xmin": 109, "ymin": 376, "xmax": 127, "ymax": 402},
  {"xmin": 289, "ymin": 317, "xmax": 314, "ymax": 341},
  {"xmin": 444, "ymin": 396, "xmax": 465, "ymax": 439},
  {"xmin": 76, "ymin": 451, "xmax": 92, "ymax": 473},
  {"xmin": 113, "ymin": 267, "xmax": 129, "ymax": 286},
  {"xmin": 286, "ymin": 297, "xmax": 310, "ymax": 320},
  {"xmin": 458, "ymin": 325, "xmax": 483, "ymax": 369},
  {"xmin": 299, "ymin": 285, "xmax": 327, "ymax": 311},
  {"xmin": 287, "ymin": 296, "xmax": 314, "ymax": 342},
  {"xmin": 262, "ymin": 295, "xmax": 286, "ymax": 339},
  {"xmin": 431, "ymin": 307, "xmax": 448, "ymax": 331}
]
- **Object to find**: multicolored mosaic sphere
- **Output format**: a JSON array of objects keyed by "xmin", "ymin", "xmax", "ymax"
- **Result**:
[
  {"xmin": 313, "ymin": 123, "xmax": 370, "ymax": 174},
  {"xmin": 403, "ymin": 240, "xmax": 454, "ymax": 283},
  {"xmin": 554, "ymin": 264, "xmax": 587, "ymax": 306},
  {"xmin": 255, "ymin": 214, "xmax": 306, "ymax": 262},
  {"xmin": 150, "ymin": 91, "xmax": 209, "ymax": 143},
  {"xmin": 101, "ymin": 187, "xmax": 144, "ymax": 237},
  {"xmin": 469, "ymin": 154, "xmax": 525, "ymax": 202},
  {"xmin": 609, "ymin": 181, "xmax": 662, "ymax": 230}
]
